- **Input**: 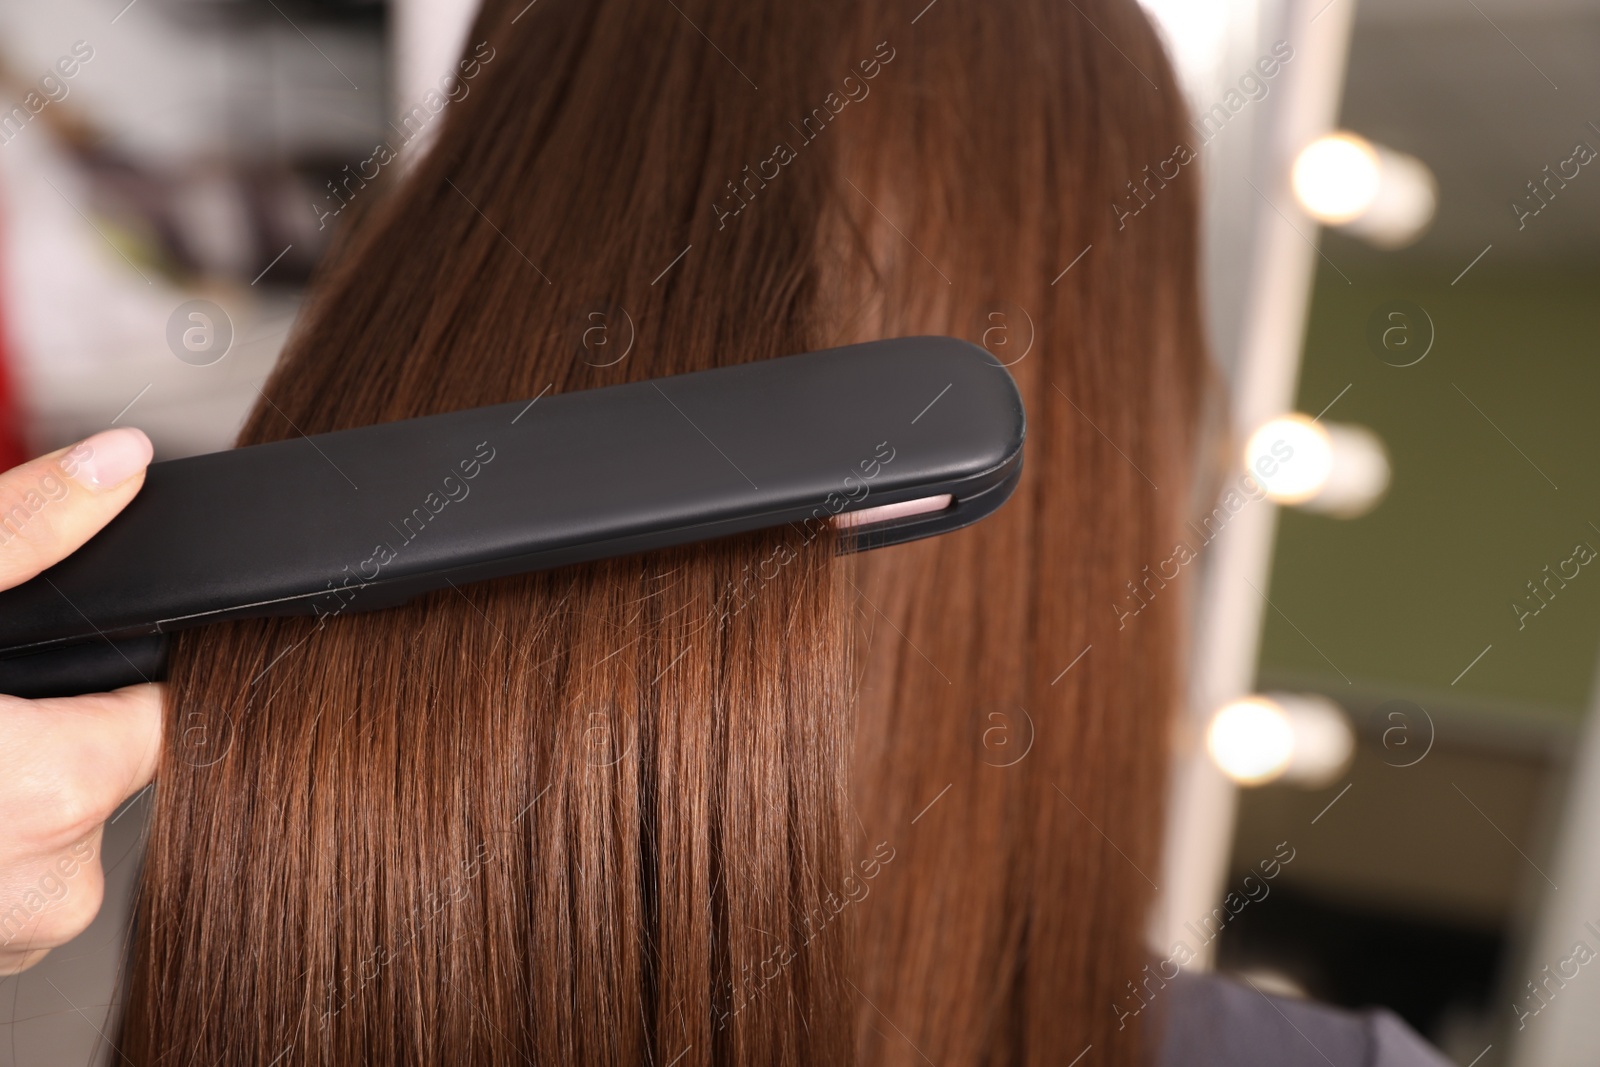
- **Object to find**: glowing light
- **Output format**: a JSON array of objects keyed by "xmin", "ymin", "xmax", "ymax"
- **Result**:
[
  {"xmin": 1245, "ymin": 415, "xmax": 1332, "ymax": 505},
  {"xmin": 1291, "ymin": 132, "xmax": 1437, "ymax": 248},
  {"xmin": 1292, "ymin": 134, "xmax": 1382, "ymax": 224},
  {"xmin": 1207, "ymin": 697, "xmax": 1295, "ymax": 786},
  {"xmin": 1207, "ymin": 694, "xmax": 1356, "ymax": 789},
  {"xmin": 1246, "ymin": 416, "xmax": 1390, "ymax": 518}
]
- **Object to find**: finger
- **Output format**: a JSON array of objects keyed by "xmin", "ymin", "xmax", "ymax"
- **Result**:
[
  {"xmin": 0, "ymin": 427, "xmax": 154, "ymax": 592},
  {"xmin": 0, "ymin": 826, "xmax": 106, "ymax": 974},
  {"xmin": 0, "ymin": 947, "xmax": 51, "ymax": 975},
  {"xmin": 0, "ymin": 683, "xmax": 165, "ymax": 857}
]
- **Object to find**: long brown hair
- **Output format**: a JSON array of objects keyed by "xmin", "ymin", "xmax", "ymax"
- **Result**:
[{"xmin": 120, "ymin": 0, "xmax": 1209, "ymax": 1063}]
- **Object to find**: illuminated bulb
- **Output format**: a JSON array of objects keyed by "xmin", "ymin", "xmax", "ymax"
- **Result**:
[
  {"xmin": 1292, "ymin": 134, "xmax": 1381, "ymax": 224},
  {"xmin": 1207, "ymin": 697, "xmax": 1294, "ymax": 786},
  {"xmin": 1291, "ymin": 132, "xmax": 1437, "ymax": 249},
  {"xmin": 1207, "ymin": 694, "xmax": 1355, "ymax": 788},
  {"xmin": 1245, "ymin": 415, "xmax": 1390, "ymax": 518},
  {"xmin": 1311, "ymin": 423, "xmax": 1391, "ymax": 517},
  {"xmin": 1273, "ymin": 693, "xmax": 1356, "ymax": 787},
  {"xmin": 1245, "ymin": 415, "xmax": 1332, "ymax": 505}
]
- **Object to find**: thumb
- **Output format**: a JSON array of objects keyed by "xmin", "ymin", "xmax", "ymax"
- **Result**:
[{"xmin": 0, "ymin": 428, "xmax": 154, "ymax": 592}]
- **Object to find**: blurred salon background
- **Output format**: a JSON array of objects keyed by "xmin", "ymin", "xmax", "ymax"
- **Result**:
[{"xmin": 4, "ymin": 1, "xmax": 1600, "ymax": 1065}]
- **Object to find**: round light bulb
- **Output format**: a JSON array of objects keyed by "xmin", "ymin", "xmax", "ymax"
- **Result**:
[
  {"xmin": 1206, "ymin": 697, "xmax": 1295, "ymax": 786},
  {"xmin": 1272, "ymin": 693, "xmax": 1356, "ymax": 788},
  {"xmin": 1207, "ymin": 694, "xmax": 1357, "ymax": 788},
  {"xmin": 1246, "ymin": 416, "xmax": 1390, "ymax": 517},
  {"xmin": 1245, "ymin": 415, "xmax": 1333, "ymax": 505},
  {"xmin": 1292, "ymin": 133, "xmax": 1382, "ymax": 224}
]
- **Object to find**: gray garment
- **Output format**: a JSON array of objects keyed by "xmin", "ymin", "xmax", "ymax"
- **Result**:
[{"xmin": 1157, "ymin": 970, "xmax": 1454, "ymax": 1067}]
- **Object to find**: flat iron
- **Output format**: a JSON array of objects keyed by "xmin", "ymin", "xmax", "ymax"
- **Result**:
[{"xmin": 0, "ymin": 336, "xmax": 1023, "ymax": 698}]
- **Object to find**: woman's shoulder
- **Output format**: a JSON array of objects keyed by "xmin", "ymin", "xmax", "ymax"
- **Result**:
[{"xmin": 1154, "ymin": 969, "xmax": 1454, "ymax": 1067}]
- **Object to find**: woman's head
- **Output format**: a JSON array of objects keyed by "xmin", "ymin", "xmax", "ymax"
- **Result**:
[{"xmin": 121, "ymin": 1, "xmax": 1211, "ymax": 1063}]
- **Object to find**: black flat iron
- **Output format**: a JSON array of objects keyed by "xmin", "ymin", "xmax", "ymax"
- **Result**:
[{"xmin": 0, "ymin": 336, "xmax": 1024, "ymax": 698}]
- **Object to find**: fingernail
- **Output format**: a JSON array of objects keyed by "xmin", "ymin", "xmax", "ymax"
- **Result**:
[{"xmin": 65, "ymin": 428, "xmax": 154, "ymax": 492}]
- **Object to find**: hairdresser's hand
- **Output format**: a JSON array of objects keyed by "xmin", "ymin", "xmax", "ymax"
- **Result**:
[{"xmin": 0, "ymin": 428, "xmax": 164, "ymax": 975}]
